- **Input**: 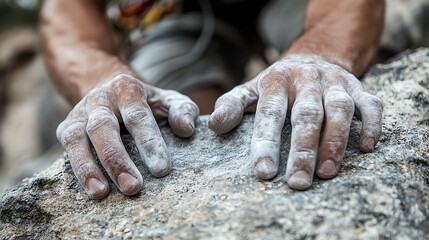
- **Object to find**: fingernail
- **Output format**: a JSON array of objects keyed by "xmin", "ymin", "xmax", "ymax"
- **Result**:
[
  {"xmin": 287, "ymin": 170, "xmax": 312, "ymax": 190},
  {"xmin": 362, "ymin": 138, "xmax": 375, "ymax": 153},
  {"xmin": 254, "ymin": 157, "xmax": 277, "ymax": 180},
  {"xmin": 317, "ymin": 160, "xmax": 337, "ymax": 179},
  {"xmin": 183, "ymin": 118, "xmax": 195, "ymax": 137},
  {"xmin": 117, "ymin": 172, "xmax": 142, "ymax": 195},
  {"xmin": 187, "ymin": 119, "xmax": 195, "ymax": 131},
  {"xmin": 149, "ymin": 159, "xmax": 171, "ymax": 177},
  {"xmin": 86, "ymin": 178, "xmax": 108, "ymax": 199}
]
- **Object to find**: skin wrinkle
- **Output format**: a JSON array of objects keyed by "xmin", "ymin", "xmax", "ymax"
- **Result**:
[
  {"xmin": 286, "ymin": 148, "xmax": 317, "ymax": 188},
  {"xmin": 126, "ymin": 110, "xmax": 171, "ymax": 175},
  {"xmin": 59, "ymin": 123, "xmax": 85, "ymax": 148},
  {"xmin": 159, "ymin": 89, "xmax": 198, "ymax": 137},
  {"xmin": 123, "ymin": 108, "xmax": 148, "ymax": 127},
  {"xmin": 105, "ymin": 76, "xmax": 176, "ymax": 177},
  {"xmin": 209, "ymin": 84, "xmax": 253, "ymax": 134},
  {"xmin": 42, "ymin": 0, "xmax": 384, "ymax": 197},
  {"xmin": 287, "ymin": 150, "xmax": 316, "ymax": 172},
  {"xmin": 348, "ymin": 85, "xmax": 383, "ymax": 151},
  {"xmin": 84, "ymin": 97, "xmax": 145, "ymax": 194},
  {"xmin": 221, "ymin": 55, "xmax": 378, "ymax": 188},
  {"xmin": 87, "ymin": 111, "xmax": 119, "ymax": 133},
  {"xmin": 70, "ymin": 147, "xmax": 96, "ymax": 180},
  {"xmin": 211, "ymin": 52, "xmax": 383, "ymax": 189},
  {"xmin": 209, "ymin": 81, "xmax": 258, "ymax": 134},
  {"xmin": 251, "ymin": 74, "xmax": 288, "ymax": 179}
]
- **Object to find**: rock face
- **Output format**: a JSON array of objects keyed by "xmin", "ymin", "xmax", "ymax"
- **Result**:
[
  {"xmin": 1, "ymin": 48, "xmax": 429, "ymax": 239},
  {"xmin": 381, "ymin": 0, "xmax": 429, "ymax": 52},
  {"xmin": 0, "ymin": 27, "xmax": 69, "ymax": 192}
]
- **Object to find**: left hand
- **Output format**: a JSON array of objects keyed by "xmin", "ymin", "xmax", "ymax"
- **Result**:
[{"xmin": 209, "ymin": 55, "xmax": 383, "ymax": 189}]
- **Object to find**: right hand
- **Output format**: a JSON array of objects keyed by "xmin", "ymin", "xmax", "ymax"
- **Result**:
[{"xmin": 57, "ymin": 74, "xmax": 199, "ymax": 199}]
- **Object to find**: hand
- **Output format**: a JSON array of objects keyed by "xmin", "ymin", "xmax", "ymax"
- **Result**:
[
  {"xmin": 209, "ymin": 55, "xmax": 383, "ymax": 189},
  {"xmin": 57, "ymin": 74, "xmax": 199, "ymax": 199}
]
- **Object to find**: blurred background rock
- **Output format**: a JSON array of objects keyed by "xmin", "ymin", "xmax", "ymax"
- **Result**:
[
  {"xmin": 0, "ymin": 0, "xmax": 69, "ymax": 192},
  {"xmin": 0, "ymin": 0, "xmax": 428, "ymax": 193}
]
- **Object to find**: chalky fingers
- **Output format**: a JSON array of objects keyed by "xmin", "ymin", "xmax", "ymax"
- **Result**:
[
  {"xmin": 162, "ymin": 90, "xmax": 199, "ymax": 138},
  {"xmin": 85, "ymin": 92, "xmax": 143, "ymax": 196},
  {"xmin": 349, "ymin": 82, "xmax": 383, "ymax": 153},
  {"xmin": 57, "ymin": 109, "xmax": 109, "ymax": 199},
  {"xmin": 116, "ymin": 84, "xmax": 172, "ymax": 178},
  {"xmin": 316, "ymin": 87, "xmax": 355, "ymax": 179},
  {"xmin": 286, "ymin": 89, "xmax": 324, "ymax": 190},
  {"xmin": 251, "ymin": 76, "xmax": 288, "ymax": 180},
  {"xmin": 209, "ymin": 81, "xmax": 258, "ymax": 134}
]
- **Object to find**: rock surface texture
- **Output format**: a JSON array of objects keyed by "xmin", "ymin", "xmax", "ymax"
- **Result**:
[{"xmin": 1, "ymin": 49, "xmax": 429, "ymax": 239}]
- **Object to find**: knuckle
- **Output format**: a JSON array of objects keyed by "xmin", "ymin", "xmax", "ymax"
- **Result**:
[
  {"xmin": 124, "ymin": 109, "xmax": 148, "ymax": 126},
  {"xmin": 326, "ymin": 93, "xmax": 354, "ymax": 112},
  {"xmin": 259, "ymin": 99, "xmax": 284, "ymax": 117},
  {"xmin": 141, "ymin": 137, "xmax": 157, "ymax": 146},
  {"xmin": 292, "ymin": 148, "xmax": 316, "ymax": 161},
  {"xmin": 111, "ymin": 74, "xmax": 140, "ymax": 88},
  {"xmin": 110, "ymin": 74, "xmax": 146, "ymax": 97},
  {"xmin": 292, "ymin": 103, "xmax": 323, "ymax": 124},
  {"xmin": 101, "ymin": 146, "xmax": 122, "ymax": 164},
  {"xmin": 56, "ymin": 121, "xmax": 67, "ymax": 141},
  {"xmin": 176, "ymin": 102, "xmax": 199, "ymax": 115},
  {"xmin": 162, "ymin": 89, "xmax": 181, "ymax": 97},
  {"xmin": 257, "ymin": 75, "xmax": 284, "ymax": 90},
  {"xmin": 356, "ymin": 92, "xmax": 383, "ymax": 110},
  {"xmin": 60, "ymin": 124, "xmax": 85, "ymax": 147},
  {"xmin": 86, "ymin": 110, "xmax": 117, "ymax": 135},
  {"xmin": 75, "ymin": 161, "xmax": 93, "ymax": 178},
  {"xmin": 326, "ymin": 135, "xmax": 346, "ymax": 147},
  {"xmin": 162, "ymin": 90, "xmax": 191, "ymax": 105},
  {"xmin": 367, "ymin": 95, "xmax": 383, "ymax": 110},
  {"xmin": 85, "ymin": 87, "xmax": 105, "ymax": 102}
]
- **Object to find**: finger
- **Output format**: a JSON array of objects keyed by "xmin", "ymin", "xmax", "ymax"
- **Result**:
[
  {"xmin": 57, "ymin": 115, "xmax": 110, "ymax": 199},
  {"xmin": 209, "ymin": 81, "xmax": 258, "ymax": 134},
  {"xmin": 316, "ymin": 87, "xmax": 355, "ymax": 179},
  {"xmin": 251, "ymin": 75, "xmax": 288, "ymax": 180},
  {"xmin": 161, "ymin": 90, "xmax": 199, "ymax": 138},
  {"xmin": 286, "ymin": 88, "xmax": 324, "ymax": 190},
  {"xmin": 349, "ymin": 81, "xmax": 383, "ymax": 153},
  {"xmin": 85, "ymin": 91, "xmax": 143, "ymax": 195},
  {"xmin": 115, "ymin": 81, "xmax": 172, "ymax": 177}
]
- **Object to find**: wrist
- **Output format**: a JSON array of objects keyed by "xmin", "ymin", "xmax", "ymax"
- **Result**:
[
  {"xmin": 45, "ymin": 47, "xmax": 141, "ymax": 105},
  {"xmin": 284, "ymin": 37, "xmax": 363, "ymax": 76},
  {"xmin": 284, "ymin": 25, "xmax": 380, "ymax": 77}
]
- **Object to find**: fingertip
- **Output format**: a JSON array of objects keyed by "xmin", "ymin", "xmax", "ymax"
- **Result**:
[
  {"xmin": 117, "ymin": 172, "xmax": 143, "ymax": 195},
  {"xmin": 360, "ymin": 137, "xmax": 376, "ymax": 153},
  {"xmin": 254, "ymin": 157, "xmax": 278, "ymax": 180},
  {"xmin": 148, "ymin": 158, "xmax": 171, "ymax": 178},
  {"xmin": 208, "ymin": 107, "xmax": 242, "ymax": 134},
  {"xmin": 287, "ymin": 170, "xmax": 312, "ymax": 190},
  {"xmin": 171, "ymin": 116, "xmax": 195, "ymax": 138},
  {"xmin": 169, "ymin": 100, "xmax": 198, "ymax": 137},
  {"xmin": 208, "ymin": 109, "xmax": 226, "ymax": 133},
  {"xmin": 86, "ymin": 178, "xmax": 110, "ymax": 200},
  {"xmin": 316, "ymin": 159, "xmax": 338, "ymax": 179}
]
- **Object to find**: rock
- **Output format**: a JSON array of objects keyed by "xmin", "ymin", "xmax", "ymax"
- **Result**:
[
  {"xmin": 381, "ymin": 0, "xmax": 429, "ymax": 52},
  {"xmin": 0, "ymin": 27, "xmax": 69, "ymax": 192},
  {"xmin": 1, "ymin": 48, "xmax": 429, "ymax": 239}
]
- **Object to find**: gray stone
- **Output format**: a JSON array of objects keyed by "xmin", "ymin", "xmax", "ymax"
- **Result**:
[
  {"xmin": 1, "ymin": 48, "xmax": 429, "ymax": 239},
  {"xmin": 381, "ymin": 0, "xmax": 429, "ymax": 52},
  {"xmin": 0, "ymin": 27, "xmax": 69, "ymax": 192}
]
